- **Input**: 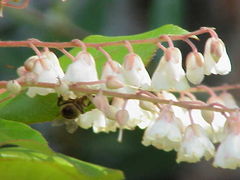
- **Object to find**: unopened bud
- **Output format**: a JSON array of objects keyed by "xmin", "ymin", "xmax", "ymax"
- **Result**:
[
  {"xmin": 186, "ymin": 52, "xmax": 205, "ymax": 84},
  {"xmin": 111, "ymin": 97, "xmax": 125, "ymax": 108},
  {"xmin": 106, "ymin": 76, "xmax": 124, "ymax": 89},
  {"xmin": 92, "ymin": 91, "xmax": 109, "ymax": 112},
  {"xmin": 17, "ymin": 66, "xmax": 28, "ymax": 76},
  {"xmin": 116, "ymin": 109, "xmax": 129, "ymax": 127},
  {"xmin": 139, "ymin": 100, "xmax": 158, "ymax": 113},
  {"xmin": 6, "ymin": 80, "xmax": 21, "ymax": 94},
  {"xmin": 24, "ymin": 56, "xmax": 38, "ymax": 71},
  {"xmin": 201, "ymin": 110, "xmax": 214, "ymax": 124}
]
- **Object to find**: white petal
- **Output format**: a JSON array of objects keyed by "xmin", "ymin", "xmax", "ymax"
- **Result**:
[{"xmin": 64, "ymin": 51, "xmax": 98, "ymax": 82}]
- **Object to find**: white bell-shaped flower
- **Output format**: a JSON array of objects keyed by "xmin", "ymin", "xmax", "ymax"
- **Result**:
[
  {"xmin": 64, "ymin": 51, "xmax": 98, "ymax": 83},
  {"xmin": 124, "ymin": 99, "xmax": 158, "ymax": 129},
  {"xmin": 142, "ymin": 108, "xmax": 183, "ymax": 151},
  {"xmin": 177, "ymin": 124, "xmax": 215, "ymax": 163},
  {"xmin": 214, "ymin": 113, "xmax": 240, "ymax": 169},
  {"xmin": 214, "ymin": 133, "xmax": 240, "ymax": 169},
  {"xmin": 26, "ymin": 56, "xmax": 61, "ymax": 97},
  {"xmin": 186, "ymin": 52, "xmax": 205, "ymax": 84},
  {"xmin": 204, "ymin": 37, "xmax": 231, "ymax": 75},
  {"xmin": 122, "ymin": 53, "xmax": 151, "ymax": 89},
  {"xmin": 151, "ymin": 47, "xmax": 189, "ymax": 90},
  {"xmin": 77, "ymin": 109, "xmax": 117, "ymax": 133},
  {"xmin": 161, "ymin": 91, "xmax": 190, "ymax": 129},
  {"xmin": 41, "ymin": 51, "xmax": 64, "ymax": 78}
]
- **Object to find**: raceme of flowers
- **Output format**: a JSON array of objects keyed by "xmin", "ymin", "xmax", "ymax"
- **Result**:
[{"xmin": 4, "ymin": 29, "xmax": 240, "ymax": 169}]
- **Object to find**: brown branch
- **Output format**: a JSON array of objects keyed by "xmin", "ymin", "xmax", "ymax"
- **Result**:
[
  {"xmin": 0, "ymin": 27, "xmax": 212, "ymax": 49},
  {"xmin": 0, "ymin": 81, "xmax": 238, "ymax": 113}
]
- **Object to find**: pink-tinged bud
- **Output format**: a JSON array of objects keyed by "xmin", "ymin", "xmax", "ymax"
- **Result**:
[
  {"xmin": 111, "ymin": 97, "xmax": 125, "ymax": 108},
  {"xmin": 92, "ymin": 91, "xmax": 110, "ymax": 113},
  {"xmin": 6, "ymin": 80, "xmax": 21, "ymax": 94},
  {"xmin": 116, "ymin": 109, "xmax": 129, "ymax": 127},
  {"xmin": 17, "ymin": 66, "xmax": 28, "ymax": 77},
  {"xmin": 204, "ymin": 37, "xmax": 231, "ymax": 75},
  {"xmin": 151, "ymin": 47, "xmax": 189, "ymax": 90},
  {"xmin": 123, "ymin": 53, "xmax": 151, "ymax": 89},
  {"xmin": 139, "ymin": 100, "xmax": 158, "ymax": 113},
  {"xmin": 64, "ymin": 51, "xmax": 98, "ymax": 83},
  {"xmin": 106, "ymin": 76, "xmax": 124, "ymax": 89},
  {"xmin": 24, "ymin": 56, "xmax": 38, "ymax": 71},
  {"xmin": 101, "ymin": 61, "xmax": 133, "ymax": 93},
  {"xmin": 186, "ymin": 52, "xmax": 205, "ymax": 84}
]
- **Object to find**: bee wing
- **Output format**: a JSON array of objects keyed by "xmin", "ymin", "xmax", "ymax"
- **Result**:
[{"xmin": 65, "ymin": 119, "xmax": 79, "ymax": 134}]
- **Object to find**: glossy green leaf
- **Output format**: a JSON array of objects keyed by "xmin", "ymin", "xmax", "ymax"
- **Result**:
[
  {"xmin": 0, "ymin": 92, "xmax": 59, "ymax": 124},
  {"xmin": 0, "ymin": 147, "xmax": 124, "ymax": 180},
  {"xmin": 60, "ymin": 24, "xmax": 191, "ymax": 74},
  {"xmin": 0, "ymin": 119, "xmax": 52, "ymax": 154}
]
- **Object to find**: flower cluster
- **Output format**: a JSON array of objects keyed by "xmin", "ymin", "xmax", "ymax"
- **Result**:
[{"xmin": 4, "ymin": 28, "xmax": 240, "ymax": 169}]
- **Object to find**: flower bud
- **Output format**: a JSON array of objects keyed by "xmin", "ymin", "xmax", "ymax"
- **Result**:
[
  {"xmin": 92, "ymin": 91, "xmax": 109, "ymax": 113},
  {"xmin": 186, "ymin": 52, "xmax": 205, "ymax": 84},
  {"xmin": 201, "ymin": 110, "xmax": 214, "ymax": 124},
  {"xmin": 116, "ymin": 109, "xmax": 129, "ymax": 127},
  {"xmin": 106, "ymin": 76, "xmax": 124, "ymax": 89},
  {"xmin": 24, "ymin": 56, "xmax": 38, "ymax": 71},
  {"xmin": 111, "ymin": 97, "xmax": 125, "ymax": 108},
  {"xmin": 6, "ymin": 80, "xmax": 21, "ymax": 94},
  {"xmin": 17, "ymin": 66, "xmax": 27, "ymax": 77},
  {"xmin": 139, "ymin": 100, "xmax": 158, "ymax": 113}
]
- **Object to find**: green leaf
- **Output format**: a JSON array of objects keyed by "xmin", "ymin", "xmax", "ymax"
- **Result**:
[
  {"xmin": 0, "ymin": 147, "xmax": 124, "ymax": 180},
  {"xmin": 0, "ymin": 91, "xmax": 11, "ymax": 109},
  {"xmin": 0, "ymin": 119, "xmax": 52, "ymax": 154},
  {"xmin": 60, "ymin": 24, "xmax": 191, "ymax": 74},
  {"xmin": 0, "ymin": 92, "xmax": 59, "ymax": 124}
]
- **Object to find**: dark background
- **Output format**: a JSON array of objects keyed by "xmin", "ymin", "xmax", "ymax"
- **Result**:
[{"xmin": 1, "ymin": 0, "xmax": 240, "ymax": 179}]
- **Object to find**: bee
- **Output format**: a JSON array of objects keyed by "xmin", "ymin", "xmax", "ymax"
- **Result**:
[{"xmin": 53, "ymin": 96, "xmax": 92, "ymax": 133}]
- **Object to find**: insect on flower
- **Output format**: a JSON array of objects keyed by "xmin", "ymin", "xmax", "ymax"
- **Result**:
[{"xmin": 52, "ymin": 96, "xmax": 92, "ymax": 133}]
